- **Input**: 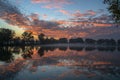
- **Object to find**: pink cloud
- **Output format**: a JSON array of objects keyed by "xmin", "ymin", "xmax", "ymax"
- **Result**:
[
  {"xmin": 31, "ymin": 0, "xmax": 50, "ymax": 3},
  {"xmin": 32, "ymin": 0, "xmax": 72, "ymax": 4},
  {"xmin": 59, "ymin": 9, "xmax": 69, "ymax": 15},
  {"xmin": 86, "ymin": 10, "xmax": 96, "ymax": 16},
  {"xmin": 72, "ymin": 10, "xmax": 83, "ymax": 17},
  {"xmin": 31, "ymin": 0, "xmax": 72, "ymax": 9},
  {"xmin": 72, "ymin": 10, "xmax": 96, "ymax": 18},
  {"xmin": 43, "ymin": 4, "xmax": 62, "ymax": 9}
]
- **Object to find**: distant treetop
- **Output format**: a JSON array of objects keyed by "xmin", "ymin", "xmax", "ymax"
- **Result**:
[{"xmin": 104, "ymin": 0, "xmax": 120, "ymax": 23}]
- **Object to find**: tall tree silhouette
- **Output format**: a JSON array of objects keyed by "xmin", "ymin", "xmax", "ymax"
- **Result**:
[
  {"xmin": 21, "ymin": 31, "xmax": 34, "ymax": 44},
  {"xmin": 0, "ymin": 28, "xmax": 15, "ymax": 45},
  {"xmin": 104, "ymin": 0, "xmax": 120, "ymax": 23},
  {"xmin": 38, "ymin": 33, "xmax": 45, "ymax": 44}
]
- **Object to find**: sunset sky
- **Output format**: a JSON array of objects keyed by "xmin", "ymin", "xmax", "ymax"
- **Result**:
[{"xmin": 0, "ymin": 0, "xmax": 119, "ymax": 39}]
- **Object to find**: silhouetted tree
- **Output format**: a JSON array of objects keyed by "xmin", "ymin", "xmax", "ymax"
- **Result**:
[
  {"xmin": 97, "ymin": 39, "xmax": 116, "ymax": 45},
  {"xmin": 85, "ymin": 38, "xmax": 96, "ymax": 44},
  {"xmin": 104, "ymin": 0, "xmax": 120, "ymax": 23},
  {"xmin": 0, "ymin": 28, "xmax": 15, "ymax": 45},
  {"xmin": 69, "ymin": 38, "xmax": 84, "ymax": 43},
  {"xmin": 97, "ymin": 39, "xmax": 105, "ymax": 45},
  {"xmin": 13, "ymin": 37, "xmax": 21, "ymax": 45},
  {"xmin": 21, "ymin": 31, "xmax": 34, "ymax": 45},
  {"xmin": 58, "ymin": 38, "xmax": 68, "ymax": 43},
  {"xmin": 45, "ymin": 37, "xmax": 57, "ymax": 44},
  {"xmin": 38, "ymin": 33, "xmax": 45, "ymax": 44},
  {"xmin": 109, "ymin": 39, "xmax": 116, "ymax": 45}
]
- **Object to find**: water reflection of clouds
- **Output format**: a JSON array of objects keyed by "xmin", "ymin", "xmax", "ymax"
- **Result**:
[
  {"xmin": 1, "ymin": 46, "xmax": 120, "ymax": 66},
  {"xmin": 0, "ymin": 46, "xmax": 120, "ymax": 65},
  {"xmin": 0, "ymin": 46, "xmax": 120, "ymax": 80}
]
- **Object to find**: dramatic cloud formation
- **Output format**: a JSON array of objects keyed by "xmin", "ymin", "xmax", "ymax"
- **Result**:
[
  {"xmin": 0, "ymin": 0, "xmax": 119, "ymax": 39},
  {"xmin": 68, "ymin": 9, "xmax": 114, "ymax": 28},
  {"xmin": 0, "ymin": 0, "xmax": 60, "ymax": 34}
]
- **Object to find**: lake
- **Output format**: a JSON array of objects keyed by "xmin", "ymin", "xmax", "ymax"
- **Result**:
[{"xmin": 0, "ymin": 44, "xmax": 120, "ymax": 80}]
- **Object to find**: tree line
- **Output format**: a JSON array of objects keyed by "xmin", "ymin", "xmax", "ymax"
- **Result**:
[
  {"xmin": 0, "ymin": 28, "xmax": 120, "ymax": 46},
  {"xmin": 69, "ymin": 38, "xmax": 118, "ymax": 46}
]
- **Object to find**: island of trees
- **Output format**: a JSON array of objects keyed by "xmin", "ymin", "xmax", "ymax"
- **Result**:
[{"xmin": 0, "ymin": 28, "xmax": 120, "ymax": 46}]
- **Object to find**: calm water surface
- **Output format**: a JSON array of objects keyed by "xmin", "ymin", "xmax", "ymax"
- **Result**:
[{"xmin": 0, "ymin": 44, "xmax": 120, "ymax": 80}]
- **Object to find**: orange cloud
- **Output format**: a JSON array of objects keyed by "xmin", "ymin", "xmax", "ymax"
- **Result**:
[
  {"xmin": 1, "ymin": 13, "xmax": 30, "ymax": 26},
  {"xmin": 93, "ymin": 22, "xmax": 113, "ymax": 27}
]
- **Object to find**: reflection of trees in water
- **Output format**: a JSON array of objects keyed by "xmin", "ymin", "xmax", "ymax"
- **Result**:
[
  {"xmin": 0, "ymin": 46, "xmax": 120, "ymax": 80},
  {"xmin": 97, "ymin": 46, "xmax": 116, "ymax": 52},
  {"xmin": 12, "ymin": 47, "xmax": 21, "ymax": 54},
  {"xmin": 38, "ymin": 46, "xmax": 68, "ymax": 57},
  {"xmin": 69, "ymin": 46, "xmax": 118, "ymax": 52},
  {"xmin": 0, "ymin": 47, "xmax": 29, "ymax": 80},
  {"xmin": 38, "ymin": 47, "xmax": 44, "ymax": 57},
  {"xmin": 21, "ymin": 46, "xmax": 34, "ymax": 59},
  {"xmin": 69, "ymin": 46, "xmax": 83, "ymax": 51},
  {"xmin": 0, "ymin": 45, "xmax": 120, "ymax": 63},
  {"xmin": 16, "ymin": 46, "xmax": 120, "ymax": 60},
  {"xmin": 0, "ymin": 47, "xmax": 14, "ymax": 62},
  {"xmin": 58, "ymin": 46, "xmax": 67, "ymax": 51},
  {"xmin": 85, "ymin": 46, "xmax": 96, "ymax": 51},
  {"xmin": 39, "ymin": 45, "xmax": 118, "ymax": 52}
]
